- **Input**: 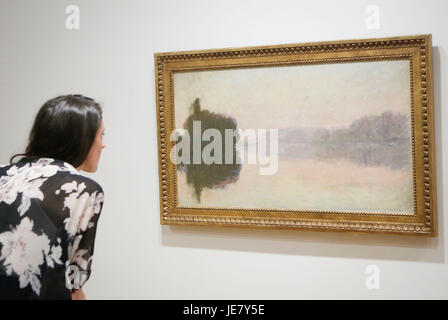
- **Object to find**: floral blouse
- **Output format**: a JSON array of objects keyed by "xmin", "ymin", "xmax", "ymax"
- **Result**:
[{"xmin": 0, "ymin": 157, "xmax": 104, "ymax": 300}]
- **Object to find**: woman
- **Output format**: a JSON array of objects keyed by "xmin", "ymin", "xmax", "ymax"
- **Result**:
[{"xmin": 0, "ymin": 94, "xmax": 105, "ymax": 300}]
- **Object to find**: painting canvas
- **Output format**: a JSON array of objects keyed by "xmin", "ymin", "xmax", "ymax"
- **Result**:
[
  {"xmin": 174, "ymin": 61, "xmax": 413, "ymax": 214},
  {"xmin": 155, "ymin": 34, "xmax": 437, "ymax": 236}
]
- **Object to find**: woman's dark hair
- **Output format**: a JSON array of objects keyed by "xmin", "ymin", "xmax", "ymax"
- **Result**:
[{"xmin": 10, "ymin": 94, "xmax": 102, "ymax": 168}]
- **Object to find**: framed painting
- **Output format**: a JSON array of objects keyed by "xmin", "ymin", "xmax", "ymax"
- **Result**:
[{"xmin": 154, "ymin": 34, "xmax": 437, "ymax": 236}]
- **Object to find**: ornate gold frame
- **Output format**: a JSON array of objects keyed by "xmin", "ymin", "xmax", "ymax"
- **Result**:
[{"xmin": 154, "ymin": 34, "xmax": 437, "ymax": 236}]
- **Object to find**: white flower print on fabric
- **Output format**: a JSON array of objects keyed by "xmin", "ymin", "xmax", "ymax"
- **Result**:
[
  {"xmin": 60, "ymin": 161, "xmax": 80, "ymax": 175},
  {"xmin": 65, "ymin": 234, "xmax": 92, "ymax": 289},
  {"xmin": 0, "ymin": 158, "xmax": 68, "ymax": 216},
  {"xmin": 67, "ymin": 235, "xmax": 92, "ymax": 270},
  {"xmin": 0, "ymin": 217, "xmax": 63, "ymax": 295},
  {"xmin": 0, "ymin": 158, "xmax": 105, "ymax": 298},
  {"xmin": 55, "ymin": 180, "xmax": 104, "ymax": 237}
]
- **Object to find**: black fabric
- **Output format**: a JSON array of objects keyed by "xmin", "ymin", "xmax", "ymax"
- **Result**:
[{"xmin": 0, "ymin": 157, "xmax": 104, "ymax": 299}]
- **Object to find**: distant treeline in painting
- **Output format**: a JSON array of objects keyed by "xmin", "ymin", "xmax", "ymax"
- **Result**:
[{"xmin": 278, "ymin": 110, "xmax": 412, "ymax": 170}]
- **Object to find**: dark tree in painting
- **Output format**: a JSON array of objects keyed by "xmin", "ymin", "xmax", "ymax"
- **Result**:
[{"xmin": 179, "ymin": 98, "xmax": 241, "ymax": 203}]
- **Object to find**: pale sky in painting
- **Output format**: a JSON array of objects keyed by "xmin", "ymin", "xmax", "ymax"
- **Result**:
[{"xmin": 173, "ymin": 60, "xmax": 411, "ymax": 130}]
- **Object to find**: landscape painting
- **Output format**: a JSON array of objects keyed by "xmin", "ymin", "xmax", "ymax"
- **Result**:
[
  {"xmin": 156, "ymin": 34, "xmax": 436, "ymax": 235},
  {"xmin": 173, "ymin": 60, "xmax": 414, "ymax": 214}
]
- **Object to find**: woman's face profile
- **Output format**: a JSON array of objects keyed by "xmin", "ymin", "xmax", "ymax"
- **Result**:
[{"xmin": 77, "ymin": 120, "xmax": 105, "ymax": 172}]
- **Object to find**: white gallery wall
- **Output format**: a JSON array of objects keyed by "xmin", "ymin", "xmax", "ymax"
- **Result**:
[{"xmin": 0, "ymin": 0, "xmax": 447, "ymax": 299}]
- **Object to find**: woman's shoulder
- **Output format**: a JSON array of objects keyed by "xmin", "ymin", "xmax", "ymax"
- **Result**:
[
  {"xmin": 0, "ymin": 157, "xmax": 104, "ymax": 195},
  {"xmin": 47, "ymin": 159, "xmax": 105, "ymax": 195},
  {"xmin": 54, "ymin": 171, "xmax": 104, "ymax": 197}
]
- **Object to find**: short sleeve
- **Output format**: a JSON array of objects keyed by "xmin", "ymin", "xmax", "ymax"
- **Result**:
[{"xmin": 51, "ymin": 175, "xmax": 105, "ymax": 291}]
